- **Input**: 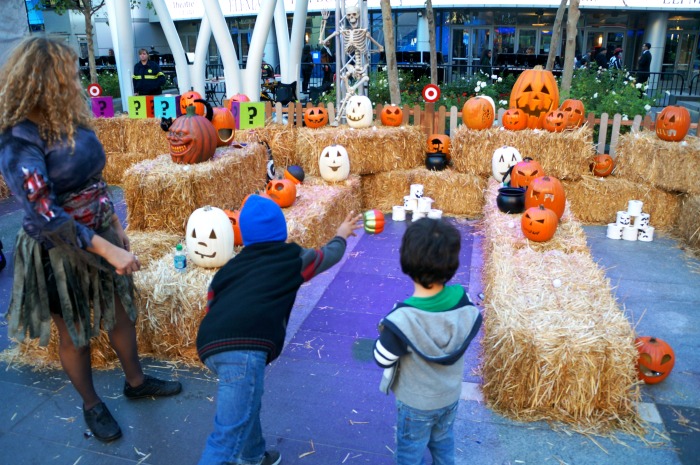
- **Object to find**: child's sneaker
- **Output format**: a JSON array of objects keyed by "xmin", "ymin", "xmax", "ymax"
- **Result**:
[{"xmin": 259, "ymin": 450, "xmax": 281, "ymax": 465}]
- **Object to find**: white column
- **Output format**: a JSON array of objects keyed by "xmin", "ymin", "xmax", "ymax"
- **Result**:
[
  {"xmin": 416, "ymin": 12, "xmax": 429, "ymax": 52},
  {"xmin": 203, "ymin": 0, "xmax": 242, "ymax": 97},
  {"xmin": 645, "ymin": 12, "xmax": 668, "ymax": 75},
  {"xmin": 105, "ymin": 0, "xmax": 134, "ymax": 101},
  {"xmin": 150, "ymin": 0, "xmax": 191, "ymax": 93}
]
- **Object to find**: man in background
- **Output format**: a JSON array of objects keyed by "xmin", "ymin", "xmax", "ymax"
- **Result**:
[{"xmin": 637, "ymin": 43, "xmax": 652, "ymax": 84}]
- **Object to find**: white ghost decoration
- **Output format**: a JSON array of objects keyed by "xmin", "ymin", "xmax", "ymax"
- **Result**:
[
  {"xmin": 319, "ymin": 144, "xmax": 351, "ymax": 182},
  {"xmin": 492, "ymin": 146, "xmax": 522, "ymax": 183},
  {"xmin": 346, "ymin": 95, "xmax": 374, "ymax": 129},
  {"xmin": 185, "ymin": 206, "xmax": 235, "ymax": 268}
]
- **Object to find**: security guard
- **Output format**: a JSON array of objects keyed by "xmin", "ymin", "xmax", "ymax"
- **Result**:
[{"xmin": 132, "ymin": 48, "xmax": 166, "ymax": 96}]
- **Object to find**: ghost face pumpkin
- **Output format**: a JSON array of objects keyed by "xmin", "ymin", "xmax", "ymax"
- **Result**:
[
  {"xmin": 492, "ymin": 146, "xmax": 522, "ymax": 183},
  {"xmin": 266, "ymin": 179, "xmax": 297, "ymax": 208},
  {"xmin": 319, "ymin": 145, "xmax": 351, "ymax": 182},
  {"xmin": 185, "ymin": 205, "xmax": 234, "ymax": 268},
  {"xmin": 635, "ymin": 336, "xmax": 675, "ymax": 384},
  {"xmin": 346, "ymin": 95, "xmax": 373, "ymax": 129}
]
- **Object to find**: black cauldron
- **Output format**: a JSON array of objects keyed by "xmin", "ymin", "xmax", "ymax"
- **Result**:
[
  {"xmin": 425, "ymin": 154, "xmax": 448, "ymax": 171},
  {"xmin": 496, "ymin": 187, "xmax": 526, "ymax": 214}
]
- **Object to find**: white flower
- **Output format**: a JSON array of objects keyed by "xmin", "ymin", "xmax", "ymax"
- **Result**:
[
  {"xmin": 475, "ymin": 86, "xmax": 481, "ymax": 92},
  {"xmin": 491, "ymin": 75, "xmax": 497, "ymax": 80},
  {"xmin": 666, "ymin": 90, "xmax": 671, "ymax": 95},
  {"xmin": 636, "ymin": 83, "xmax": 642, "ymax": 89},
  {"xmin": 622, "ymin": 114, "xmax": 629, "ymax": 121},
  {"xmin": 497, "ymin": 77, "xmax": 502, "ymax": 83},
  {"xmin": 614, "ymin": 101, "xmax": 618, "ymax": 104},
  {"xmin": 593, "ymin": 93, "xmax": 598, "ymax": 98},
  {"xmin": 644, "ymin": 104, "xmax": 652, "ymax": 111}
]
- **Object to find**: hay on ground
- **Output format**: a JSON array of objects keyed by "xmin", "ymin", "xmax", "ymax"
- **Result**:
[
  {"xmin": 295, "ymin": 125, "xmax": 425, "ymax": 177},
  {"xmin": 674, "ymin": 194, "xmax": 700, "ymax": 256},
  {"xmin": 123, "ymin": 144, "xmax": 268, "ymax": 234},
  {"xmin": 236, "ymin": 126, "xmax": 298, "ymax": 168},
  {"xmin": 615, "ymin": 132, "xmax": 700, "ymax": 195},
  {"xmin": 451, "ymin": 125, "xmax": 594, "ymax": 181}
]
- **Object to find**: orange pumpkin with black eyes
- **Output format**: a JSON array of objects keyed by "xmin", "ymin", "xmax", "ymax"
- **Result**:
[
  {"xmin": 591, "ymin": 154, "xmax": 615, "ymax": 177},
  {"xmin": 635, "ymin": 336, "xmax": 675, "ymax": 384},
  {"xmin": 304, "ymin": 106, "xmax": 329, "ymax": 128},
  {"xmin": 179, "ymin": 90, "xmax": 205, "ymax": 116},
  {"xmin": 509, "ymin": 66, "xmax": 560, "ymax": 129},
  {"xmin": 542, "ymin": 109, "xmax": 567, "ymax": 133},
  {"xmin": 510, "ymin": 158, "xmax": 544, "ymax": 189},
  {"xmin": 521, "ymin": 205, "xmax": 558, "ymax": 242},
  {"xmin": 211, "ymin": 107, "xmax": 236, "ymax": 146},
  {"xmin": 265, "ymin": 179, "xmax": 297, "ymax": 208},
  {"xmin": 501, "ymin": 108, "xmax": 528, "ymax": 131},
  {"xmin": 380, "ymin": 105, "xmax": 403, "ymax": 126},
  {"xmin": 559, "ymin": 99, "xmax": 585, "ymax": 128},
  {"xmin": 167, "ymin": 106, "xmax": 218, "ymax": 164},
  {"xmin": 224, "ymin": 209, "xmax": 243, "ymax": 246},
  {"xmin": 656, "ymin": 105, "xmax": 691, "ymax": 142},
  {"xmin": 524, "ymin": 175, "xmax": 566, "ymax": 219}
]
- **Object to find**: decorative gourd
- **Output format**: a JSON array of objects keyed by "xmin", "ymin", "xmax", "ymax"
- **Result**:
[
  {"xmin": 542, "ymin": 109, "xmax": 567, "ymax": 133},
  {"xmin": 284, "ymin": 165, "xmax": 305, "ymax": 184},
  {"xmin": 635, "ymin": 336, "xmax": 675, "ymax": 384},
  {"xmin": 492, "ymin": 146, "xmax": 522, "ymax": 183},
  {"xmin": 521, "ymin": 205, "xmax": 558, "ymax": 242},
  {"xmin": 559, "ymin": 99, "xmax": 585, "ymax": 128},
  {"xmin": 363, "ymin": 209, "xmax": 385, "ymax": 234},
  {"xmin": 224, "ymin": 209, "xmax": 243, "ymax": 246},
  {"xmin": 426, "ymin": 134, "xmax": 451, "ymax": 156},
  {"xmin": 656, "ymin": 105, "xmax": 691, "ymax": 142},
  {"xmin": 211, "ymin": 107, "xmax": 236, "ymax": 146},
  {"xmin": 510, "ymin": 157, "xmax": 544, "ymax": 189},
  {"xmin": 345, "ymin": 95, "xmax": 373, "ymax": 128},
  {"xmin": 180, "ymin": 90, "xmax": 205, "ymax": 116},
  {"xmin": 265, "ymin": 179, "xmax": 297, "ymax": 208},
  {"xmin": 591, "ymin": 154, "xmax": 615, "ymax": 177},
  {"xmin": 167, "ymin": 106, "xmax": 218, "ymax": 164},
  {"xmin": 501, "ymin": 108, "xmax": 528, "ymax": 131},
  {"xmin": 185, "ymin": 205, "xmax": 234, "ymax": 268},
  {"xmin": 380, "ymin": 105, "xmax": 403, "ymax": 126},
  {"xmin": 524, "ymin": 175, "xmax": 566, "ymax": 219},
  {"xmin": 462, "ymin": 96, "xmax": 495, "ymax": 130},
  {"xmin": 319, "ymin": 144, "xmax": 350, "ymax": 182},
  {"xmin": 509, "ymin": 66, "xmax": 560, "ymax": 129},
  {"xmin": 304, "ymin": 106, "xmax": 329, "ymax": 128}
]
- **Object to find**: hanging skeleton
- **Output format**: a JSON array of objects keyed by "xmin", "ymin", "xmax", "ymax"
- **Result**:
[{"xmin": 319, "ymin": 5, "xmax": 383, "ymax": 125}]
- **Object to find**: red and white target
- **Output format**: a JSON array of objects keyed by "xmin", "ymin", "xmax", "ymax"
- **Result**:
[
  {"xmin": 87, "ymin": 83, "xmax": 103, "ymax": 97},
  {"xmin": 422, "ymin": 84, "xmax": 441, "ymax": 102}
]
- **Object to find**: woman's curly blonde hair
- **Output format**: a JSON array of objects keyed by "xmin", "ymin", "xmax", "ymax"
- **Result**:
[{"xmin": 0, "ymin": 36, "xmax": 93, "ymax": 148}]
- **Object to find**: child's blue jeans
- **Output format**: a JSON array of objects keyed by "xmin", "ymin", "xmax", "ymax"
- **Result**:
[
  {"xmin": 198, "ymin": 350, "xmax": 268, "ymax": 465},
  {"xmin": 395, "ymin": 399, "xmax": 459, "ymax": 465}
]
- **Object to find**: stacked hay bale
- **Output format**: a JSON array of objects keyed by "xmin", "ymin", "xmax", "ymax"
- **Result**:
[
  {"xmin": 0, "ymin": 174, "xmax": 9, "ymax": 200},
  {"xmin": 479, "ymin": 179, "xmax": 644, "ymax": 434},
  {"xmin": 236, "ymin": 125, "xmax": 298, "ymax": 168}
]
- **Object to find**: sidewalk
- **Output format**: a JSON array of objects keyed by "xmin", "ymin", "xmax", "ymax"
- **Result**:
[{"xmin": 0, "ymin": 189, "xmax": 699, "ymax": 464}]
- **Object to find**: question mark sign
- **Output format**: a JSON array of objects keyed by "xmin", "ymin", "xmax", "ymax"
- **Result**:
[
  {"xmin": 98, "ymin": 100, "xmax": 107, "ymax": 116},
  {"xmin": 248, "ymin": 106, "xmax": 257, "ymax": 125},
  {"xmin": 134, "ymin": 100, "xmax": 141, "ymax": 114},
  {"xmin": 161, "ymin": 100, "xmax": 169, "ymax": 117}
]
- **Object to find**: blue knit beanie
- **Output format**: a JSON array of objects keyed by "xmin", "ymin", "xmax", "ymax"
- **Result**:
[{"xmin": 239, "ymin": 195, "xmax": 288, "ymax": 246}]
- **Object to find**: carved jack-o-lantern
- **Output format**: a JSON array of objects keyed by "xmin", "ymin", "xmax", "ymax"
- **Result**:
[
  {"xmin": 510, "ymin": 158, "xmax": 544, "ymax": 189},
  {"xmin": 380, "ymin": 105, "xmax": 403, "ymax": 126},
  {"xmin": 656, "ymin": 105, "xmax": 691, "ymax": 142},
  {"xmin": 502, "ymin": 108, "xmax": 528, "ymax": 131},
  {"xmin": 635, "ymin": 336, "xmax": 675, "ymax": 384},
  {"xmin": 319, "ymin": 144, "xmax": 351, "ymax": 182},
  {"xmin": 185, "ymin": 205, "xmax": 234, "ymax": 268},
  {"xmin": 180, "ymin": 90, "xmax": 205, "ymax": 116},
  {"xmin": 426, "ymin": 134, "xmax": 451, "ymax": 156},
  {"xmin": 591, "ymin": 154, "xmax": 615, "ymax": 177},
  {"xmin": 265, "ymin": 179, "xmax": 297, "ymax": 208},
  {"xmin": 462, "ymin": 96, "xmax": 495, "ymax": 130},
  {"xmin": 224, "ymin": 209, "xmax": 243, "ymax": 247},
  {"xmin": 509, "ymin": 66, "xmax": 560, "ymax": 129},
  {"xmin": 542, "ymin": 109, "xmax": 567, "ymax": 133},
  {"xmin": 559, "ymin": 99, "xmax": 585, "ymax": 128},
  {"xmin": 346, "ymin": 95, "xmax": 374, "ymax": 128},
  {"xmin": 211, "ymin": 107, "xmax": 236, "ymax": 146},
  {"xmin": 524, "ymin": 175, "xmax": 566, "ymax": 219},
  {"xmin": 492, "ymin": 146, "xmax": 523, "ymax": 183},
  {"xmin": 521, "ymin": 205, "xmax": 558, "ymax": 242},
  {"xmin": 167, "ymin": 106, "xmax": 218, "ymax": 164},
  {"xmin": 304, "ymin": 106, "xmax": 329, "ymax": 128}
]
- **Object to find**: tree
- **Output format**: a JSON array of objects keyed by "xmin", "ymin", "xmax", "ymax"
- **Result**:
[
  {"xmin": 426, "ymin": 0, "xmax": 438, "ymax": 85},
  {"xmin": 560, "ymin": 0, "xmax": 580, "ymax": 96},
  {"xmin": 546, "ymin": 0, "xmax": 568, "ymax": 71},
  {"xmin": 380, "ymin": 0, "xmax": 400, "ymax": 104}
]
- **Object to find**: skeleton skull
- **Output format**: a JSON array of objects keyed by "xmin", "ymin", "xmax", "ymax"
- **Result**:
[{"xmin": 346, "ymin": 7, "xmax": 359, "ymax": 26}]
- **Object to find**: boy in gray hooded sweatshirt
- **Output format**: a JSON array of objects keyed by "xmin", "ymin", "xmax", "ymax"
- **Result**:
[{"xmin": 373, "ymin": 218, "xmax": 482, "ymax": 465}]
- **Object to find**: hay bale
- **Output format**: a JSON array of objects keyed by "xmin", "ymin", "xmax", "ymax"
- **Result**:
[
  {"xmin": 0, "ymin": 174, "xmax": 9, "ymax": 200},
  {"xmin": 479, "ymin": 178, "xmax": 643, "ymax": 434},
  {"xmin": 127, "ymin": 230, "xmax": 183, "ymax": 267},
  {"xmin": 236, "ymin": 126, "xmax": 298, "ymax": 168},
  {"xmin": 615, "ymin": 131, "xmax": 700, "ymax": 195},
  {"xmin": 451, "ymin": 125, "xmax": 593, "ymax": 181},
  {"xmin": 361, "ymin": 168, "xmax": 486, "ymax": 217},
  {"xmin": 123, "ymin": 144, "xmax": 268, "ymax": 234},
  {"xmin": 103, "ymin": 151, "xmax": 165, "ymax": 185},
  {"xmin": 93, "ymin": 116, "xmax": 168, "ymax": 154},
  {"xmin": 563, "ymin": 175, "xmax": 681, "ymax": 230},
  {"xmin": 295, "ymin": 125, "xmax": 425, "ymax": 177},
  {"xmin": 674, "ymin": 194, "xmax": 700, "ymax": 255}
]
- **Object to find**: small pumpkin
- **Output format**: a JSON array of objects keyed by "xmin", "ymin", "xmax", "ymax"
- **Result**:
[
  {"xmin": 509, "ymin": 65, "xmax": 560, "ymax": 129},
  {"xmin": 521, "ymin": 205, "xmax": 558, "ymax": 242},
  {"xmin": 284, "ymin": 165, "xmax": 305, "ymax": 184},
  {"xmin": 185, "ymin": 205, "xmax": 234, "ymax": 268},
  {"xmin": 304, "ymin": 106, "xmax": 329, "ymax": 128},
  {"xmin": 229, "ymin": 93, "xmax": 250, "ymax": 103},
  {"xmin": 501, "ymin": 108, "xmax": 528, "ymax": 131},
  {"xmin": 524, "ymin": 175, "xmax": 566, "ymax": 219},
  {"xmin": 380, "ymin": 105, "xmax": 403, "ymax": 126},
  {"xmin": 559, "ymin": 99, "xmax": 585, "ymax": 128},
  {"xmin": 180, "ymin": 90, "xmax": 205, "ymax": 116},
  {"xmin": 542, "ymin": 109, "xmax": 567, "ymax": 133},
  {"xmin": 167, "ymin": 106, "xmax": 218, "ymax": 164},
  {"xmin": 224, "ymin": 209, "xmax": 243, "ymax": 246},
  {"xmin": 211, "ymin": 107, "xmax": 236, "ymax": 146},
  {"xmin": 635, "ymin": 336, "xmax": 675, "ymax": 384},
  {"xmin": 426, "ymin": 134, "xmax": 451, "ymax": 156},
  {"xmin": 345, "ymin": 95, "xmax": 373, "ymax": 128},
  {"xmin": 462, "ymin": 96, "xmax": 495, "ymax": 130},
  {"xmin": 510, "ymin": 157, "xmax": 544, "ymax": 189},
  {"xmin": 265, "ymin": 179, "xmax": 297, "ymax": 208},
  {"xmin": 656, "ymin": 105, "xmax": 691, "ymax": 142},
  {"xmin": 591, "ymin": 154, "xmax": 615, "ymax": 177},
  {"xmin": 363, "ymin": 209, "xmax": 385, "ymax": 234}
]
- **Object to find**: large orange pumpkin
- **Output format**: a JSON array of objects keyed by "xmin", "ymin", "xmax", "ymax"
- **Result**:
[
  {"xmin": 559, "ymin": 99, "xmax": 585, "ymax": 128},
  {"xmin": 542, "ymin": 109, "xmax": 567, "ymax": 133},
  {"xmin": 211, "ymin": 107, "xmax": 236, "ymax": 146},
  {"xmin": 180, "ymin": 90, "xmax": 205, "ymax": 116},
  {"xmin": 656, "ymin": 105, "xmax": 691, "ymax": 142},
  {"xmin": 524, "ymin": 175, "xmax": 566, "ymax": 219},
  {"xmin": 510, "ymin": 158, "xmax": 544, "ymax": 189},
  {"xmin": 501, "ymin": 108, "xmax": 528, "ymax": 131},
  {"xmin": 509, "ymin": 66, "xmax": 560, "ymax": 129},
  {"xmin": 304, "ymin": 106, "xmax": 329, "ymax": 128},
  {"xmin": 224, "ymin": 209, "xmax": 243, "ymax": 246},
  {"xmin": 521, "ymin": 205, "xmax": 558, "ymax": 242},
  {"xmin": 462, "ymin": 96, "xmax": 495, "ymax": 130},
  {"xmin": 167, "ymin": 106, "xmax": 218, "ymax": 164},
  {"xmin": 591, "ymin": 154, "xmax": 615, "ymax": 177},
  {"xmin": 380, "ymin": 105, "xmax": 403, "ymax": 126},
  {"xmin": 635, "ymin": 336, "xmax": 675, "ymax": 384}
]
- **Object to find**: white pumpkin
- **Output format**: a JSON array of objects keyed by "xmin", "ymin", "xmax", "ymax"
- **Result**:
[
  {"xmin": 492, "ymin": 145, "xmax": 522, "ymax": 183},
  {"xmin": 319, "ymin": 144, "xmax": 351, "ymax": 182},
  {"xmin": 345, "ymin": 95, "xmax": 373, "ymax": 128},
  {"xmin": 185, "ymin": 205, "xmax": 235, "ymax": 268}
]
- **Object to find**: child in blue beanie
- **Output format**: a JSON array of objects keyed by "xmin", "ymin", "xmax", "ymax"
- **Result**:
[{"xmin": 196, "ymin": 195, "xmax": 362, "ymax": 465}]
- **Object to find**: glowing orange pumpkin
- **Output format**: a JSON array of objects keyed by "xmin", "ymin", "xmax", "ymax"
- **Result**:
[
  {"xmin": 524, "ymin": 175, "xmax": 566, "ymax": 219},
  {"xmin": 380, "ymin": 105, "xmax": 403, "ymax": 126},
  {"xmin": 501, "ymin": 108, "xmax": 528, "ymax": 131},
  {"xmin": 509, "ymin": 66, "xmax": 560, "ymax": 129},
  {"xmin": 656, "ymin": 105, "xmax": 691, "ymax": 142},
  {"xmin": 462, "ymin": 96, "xmax": 495, "ymax": 130},
  {"xmin": 591, "ymin": 154, "xmax": 615, "ymax": 177},
  {"xmin": 179, "ymin": 90, "xmax": 205, "ymax": 116},
  {"xmin": 211, "ymin": 107, "xmax": 236, "ymax": 146},
  {"xmin": 304, "ymin": 106, "xmax": 329, "ymax": 128}
]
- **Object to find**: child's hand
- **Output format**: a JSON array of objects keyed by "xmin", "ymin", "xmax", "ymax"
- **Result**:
[{"xmin": 336, "ymin": 211, "xmax": 363, "ymax": 239}]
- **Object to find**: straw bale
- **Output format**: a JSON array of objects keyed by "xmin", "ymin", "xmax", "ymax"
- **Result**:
[
  {"xmin": 285, "ymin": 175, "xmax": 362, "ymax": 248},
  {"xmin": 127, "ymin": 230, "xmax": 183, "ymax": 267},
  {"xmin": 451, "ymin": 125, "xmax": 593, "ymax": 181},
  {"xmin": 674, "ymin": 194, "xmax": 700, "ymax": 255},
  {"xmin": 361, "ymin": 168, "xmax": 486, "ymax": 217},
  {"xmin": 236, "ymin": 126, "xmax": 298, "ymax": 168},
  {"xmin": 294, "ymin": 125, "xmax": 425, "ymax": 177},
  {"xmin": 562, "ymin": 175, "xmax": 681, "ymax": 230},
  {"xmin": 0, "ymin": 174, "xmax": 9, "ymax": 200},
  {"xmin": 103, "ymin": 151, "xmax": 164, "ymax": 185},
  {"xmin": 93, "ymin": 116, "xmax": 168, "ymax": 154},
  {"xmin": 615, "ymin": 131, "xmax": 700, "ymax": 195},
  {"xmin": 123, "ymin": 144, "xmax": 268, "ymax": 234},
  {"xmin": 93, "ymin": 116, "xmax": 127, "ymax": 153}
]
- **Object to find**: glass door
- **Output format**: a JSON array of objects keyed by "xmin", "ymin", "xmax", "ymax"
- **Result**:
[
  {"xmin": 472, "ymin": 27, "xmax": 492, "ymax": 71},
  {"xmin": 677, "ymin": 32, "xmax": 698, "ymax": 81},
  {"xmin": 450, "ymin": 27, "xmax": 470, "ymax": 79}
]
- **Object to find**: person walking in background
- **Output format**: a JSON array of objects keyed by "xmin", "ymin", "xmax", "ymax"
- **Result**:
[
  {"xmin": 479, "ymin": 49, "xmax": 492, "ymax": 75},
  {"xmin": 374, "ymin": 218, "xmax": 482, "ymax": 465},
  {"xmin": 196, "ymin": 196, "xmax": 362, "ymax": 465},
  {"xmin": 595, "ymin": 47, "xmax": 608, "ymax": 69},
  {"xmin": 609, "ymin": 48, "xmax": 623, "ymax": 70},
  {"xmin": 578, "ymin": 50, "xmax": 592, "ymax": 68},
  {"xmin": 0, "ymin": 37, "xmax": 181, "ymax": 443},
  {"xmin": 301, "ymin": 44, "xmax": 314, "ymax": 95},
  {"xmin": 637, "ymin": 42, "xmax": 652, "ymax": 84},
  {"xmin": 132, "ymin": 48, "xmax": 165, "ymax": 95}
]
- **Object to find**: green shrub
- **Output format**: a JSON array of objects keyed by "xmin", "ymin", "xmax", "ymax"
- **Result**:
[{"xmin": 81, "ymin": 71, "xmax": 121, "ymax": 98}]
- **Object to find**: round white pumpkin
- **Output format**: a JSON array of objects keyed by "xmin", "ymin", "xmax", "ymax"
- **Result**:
[
  {"xmin": 319, "ymin": 144, "xmax": 351, "ymax": 182},
  {"xmin": 185, "ymin": 205, "xmax": 235, "ymax": 268},
  {"xmin": 492, "ymin": 145, "xmax": 522, "ymax": 183},
  {"xmin": 346, "ymin": 95, "xmax": 374, "ymax": 128}
]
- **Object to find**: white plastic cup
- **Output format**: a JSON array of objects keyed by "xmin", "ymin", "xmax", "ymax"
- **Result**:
[
  {"xmin": 427, "ymin": 209, "xmax": 443, "ymax": 219},
  {"xmin": 412, "ymin": 211, "xmax": 426, "ymax": 221},
  {"xmin": 392, "ymin": 205, "xmax": 406, "ymax": 221},
  {"xmin": 622, "ymin": 225, "xmax": 638, "ymax": 241},
  {"xmin": 417, "ymin": 197, "xmax": 433, "ymax": 213},
  {"xmin": 410, "ymin": 184, "xmax": 424, "ymax": 199},
  {"xmin": 403, "ymin": 196, "xmax": 417, "ymax": 212},
  {"xmin": 638, "ymin": 226, "xmax": 655, "ymax": 242},
  {"xmin": 627, "ymin": 200, "xmax": 643, "ymax": 216},
  {"xmin": 635, "ymin": 212, "xmax": 650, "ymax": 228},
  {"xmin": 606, "ymin": 223, "xmax": 623, "ymax": 240},
  {"xmin": 616, "ymin": 211, "xmax": 631, "ymax": 226}
]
